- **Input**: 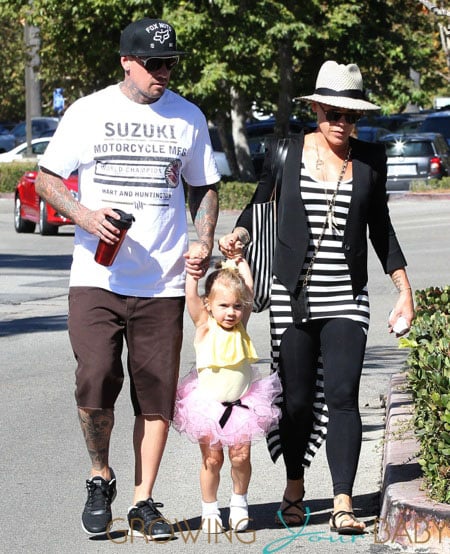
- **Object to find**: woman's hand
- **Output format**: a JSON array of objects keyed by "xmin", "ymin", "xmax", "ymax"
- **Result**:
[
  {"xmin": 388, "ymin": 290, "xmax": 415, "ymax": 337},
  {"xmin": 218, "ymin": 227, "xmax": 250, "ymax": 260},
  {"xmin": 388, "ymin": 269, "xmax": 414, "ymax": 336}
]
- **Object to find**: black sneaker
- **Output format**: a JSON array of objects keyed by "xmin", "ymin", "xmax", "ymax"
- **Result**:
[
  {"xmin": 128, "ymin": 497, "xmax": 172, "ymax": 540},
  {"xmin": 81, "ymin": 468, "xmax": 117, "ymax": 535}
]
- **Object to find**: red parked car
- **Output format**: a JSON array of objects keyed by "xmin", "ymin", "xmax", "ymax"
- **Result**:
[{"xmin": 14, "ymin": 170, "xmax": 78, "ymax": 235}]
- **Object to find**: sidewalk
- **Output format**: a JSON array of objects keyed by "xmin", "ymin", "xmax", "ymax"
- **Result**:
[{"xmin": 380, "ymin": 373, "xmax": 450, "ymax": 553}]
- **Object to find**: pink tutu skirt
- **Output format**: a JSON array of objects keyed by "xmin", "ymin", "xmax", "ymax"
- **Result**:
[{"xmin": 173, "ymin": 368, "xmax": 282, "ymax": 448}]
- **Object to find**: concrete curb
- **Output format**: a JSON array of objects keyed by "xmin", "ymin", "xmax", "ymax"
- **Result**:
[
  {"xmin": 389, "ymin": 192, "xmax": 450, "ymax": 201},
  {"xmin": 379, "ymin": 373, "xmax": 450, "ymax": 552}
]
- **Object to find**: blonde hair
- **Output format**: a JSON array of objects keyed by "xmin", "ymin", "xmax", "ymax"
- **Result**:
[{"xmin": 204, "ymin": 262, "xmax": 252, "ymax": 307}]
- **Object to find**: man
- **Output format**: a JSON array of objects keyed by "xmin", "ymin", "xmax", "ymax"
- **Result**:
[{"xmin": 36, "ymin": 18, "xmax": 219, "ymax": 539}]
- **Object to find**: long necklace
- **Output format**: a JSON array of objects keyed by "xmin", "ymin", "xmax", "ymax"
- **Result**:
[
  {"xmin": 325, "ymin": 146, "xmax": 351, "ymax": 234},
  {"xmin": 314, "ymin": 135, "xmax": 334, "ymax": 170},
  {"xmin": 295, "ymin": 145, "xmax": 351, "ymax": 323}
]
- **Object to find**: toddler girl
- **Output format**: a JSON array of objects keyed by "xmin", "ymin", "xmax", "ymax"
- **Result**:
[{"xmin": 173, "ymin": 254, "xmax": 281, "ymax": 533}]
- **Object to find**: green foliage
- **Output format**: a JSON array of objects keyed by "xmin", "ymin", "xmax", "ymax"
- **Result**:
[
  {"xmin": 400, "ymin": 286, "xmax": 450, "ymax": 503},
  {"xmin": 410, "ymin": 176, "xmax": 450, "ymax": 192},
  {"xmin": 217, "ymin": 181, "xmax": 256, "ymax": 210},
  {"xmin": 1, "ymin": 0, "xmax": 448, "ymax": 125},
  {"xmin": 0, "ymin": 162, "xmax": 38, "ymax": 193}
]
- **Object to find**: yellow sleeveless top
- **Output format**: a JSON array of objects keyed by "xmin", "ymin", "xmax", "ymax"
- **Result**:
[{"xmin": 195, "ymin": 318, "xmax": 258, "ymax": 402}]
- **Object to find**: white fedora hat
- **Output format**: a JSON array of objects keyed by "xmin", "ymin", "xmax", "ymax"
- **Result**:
[{"xmin": 296, "ymin": 60, "xmax": 380, "ymax": 111}]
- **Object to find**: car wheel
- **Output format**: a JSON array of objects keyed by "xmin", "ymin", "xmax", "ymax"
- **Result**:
[
  {"xmin": 14, "ymin": 195, "xmax": 36, "ymax": 233},
  {"xmin": 39, "ymin": 199, "xmax": 58, "ymax": 235}
]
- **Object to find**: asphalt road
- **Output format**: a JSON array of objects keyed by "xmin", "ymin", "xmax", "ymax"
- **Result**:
[{"xmin": 0, "ymin": 196, "xmax": 449, "ymax": 554}]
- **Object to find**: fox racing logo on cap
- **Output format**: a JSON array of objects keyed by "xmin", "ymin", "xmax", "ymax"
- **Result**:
[{"xmin": 154, "ymin": 28, "xmax": 170, "ymax": 44}]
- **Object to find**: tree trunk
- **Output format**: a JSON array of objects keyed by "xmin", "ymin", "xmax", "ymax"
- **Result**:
[
  {"xmin": 230, "ymin": 86, "xmax": 256, "ymax": 182},
  {"xmin": 215, "ymin": 111, "xmax": 239, "ymax": 178},
  {"xmin": 274, "ymin": 38, "xmax": 293, "ymax": 138}
]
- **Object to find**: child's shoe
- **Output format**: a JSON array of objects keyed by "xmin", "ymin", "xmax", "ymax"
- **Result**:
[{"xmin": 229, "ymin": 492, "xmax": 249, "ymax": 531}]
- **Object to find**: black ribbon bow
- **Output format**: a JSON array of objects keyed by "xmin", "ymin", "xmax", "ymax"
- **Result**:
[{"xmin": 219, "ymin": 399, "xmax": 249, "ymax": 428}]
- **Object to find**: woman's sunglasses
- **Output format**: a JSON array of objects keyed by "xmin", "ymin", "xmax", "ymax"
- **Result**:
[
  {"xmin": 319, "ymin": 104, "xmax": 360, "ymax": 125},
  {"xmin": 135, "ymin": 56, "xmax": 179, "ymax": 72}
]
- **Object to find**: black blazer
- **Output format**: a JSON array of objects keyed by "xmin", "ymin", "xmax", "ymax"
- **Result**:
[{"xmin": 236, "ymin": 133, "xmax": 407, "ymax": 298}]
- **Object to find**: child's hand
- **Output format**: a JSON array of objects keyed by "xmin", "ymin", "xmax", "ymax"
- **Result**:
[{"xmin": 218, "ymin": 227, "xmax": 250, "ymax": 260}]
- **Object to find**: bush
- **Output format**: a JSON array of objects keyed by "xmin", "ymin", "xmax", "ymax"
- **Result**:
[
  {"xmin": 217, "ymin": 181, "xmax": 257, "ymax": 210},
  {"xmin": 400, "ymin": 286, "xmax": 450, "ymax": 503},
  {"xmin": 410, "ymin": 176, "xmax": 450, "ymax": 192},
  {"xmin": 0, "ymin": 161, "xmax": 38, "ymax": 193}
]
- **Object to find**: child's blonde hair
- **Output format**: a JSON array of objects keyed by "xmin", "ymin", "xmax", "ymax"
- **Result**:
[{"xmin": 204, "ymin": 261, "xmax": 253, "ymax": 307}]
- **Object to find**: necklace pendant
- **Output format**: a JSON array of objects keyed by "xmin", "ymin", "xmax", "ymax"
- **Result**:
[{"xmin": 316, "ymin": 158, "xmax": 324, "ymax": 170}]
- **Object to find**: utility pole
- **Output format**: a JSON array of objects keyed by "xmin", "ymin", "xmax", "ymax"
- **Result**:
[{"xmin": 23, "ymin": 21, "xmax": 41, "ymax": 154}]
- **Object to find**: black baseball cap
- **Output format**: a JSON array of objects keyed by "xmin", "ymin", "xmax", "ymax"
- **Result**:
[{"xmin": 120, "ymin": 18, "xmax": 187, "ymax": 58}]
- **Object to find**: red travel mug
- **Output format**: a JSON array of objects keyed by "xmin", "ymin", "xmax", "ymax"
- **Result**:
[{"xmin": 94, "ymin": 209, "xmax": 135, "ymax": 266}]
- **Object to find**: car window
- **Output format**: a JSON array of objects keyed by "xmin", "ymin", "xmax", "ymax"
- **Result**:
[
  {"xmin": 208, "ymin": 128, "xmax": 223, "ymax": 152},
  {"xmin": 384, "ymin": 140, "xmax": 433, "ymax": 157},
  {"xmin": 435, "ymin": 136, "xmax": 449, "ymax": 154},
  {"xmin": 32, "ymin": 141, "xmax": 49, "ymax": 155},
  {"xmin": 248, "ymin": 135, "xmax": 269, "ymax": 155}
]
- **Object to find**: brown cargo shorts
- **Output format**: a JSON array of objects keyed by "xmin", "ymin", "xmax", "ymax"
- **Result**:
[{"xmin": 68, "ymin": 287, "xmax": 184, "ymax": 419}]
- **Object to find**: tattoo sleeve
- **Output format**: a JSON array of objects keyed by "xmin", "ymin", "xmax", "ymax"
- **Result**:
[
  {"xmin": 188, "ymin": 184, "xmax": 219, "ymax": 251},
  {"xmin": 35, "ymin": 167, "xmax": 87, "ymax": 225}
]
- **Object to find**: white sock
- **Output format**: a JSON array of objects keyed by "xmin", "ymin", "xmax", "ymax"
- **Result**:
[
  {"xmin": 230, "ymin": 492, "xmax": 248, "ymax": 507},
  {"xmin": 201, "ymin": 500, "xmax": 223, "ymax": 533},
  {"xmin": 202, "ymin": 500, "xmax": 220, "ymax": 516},
  {"xmin": 229, "ymin": 492, "xmax": 249, "ymax": 531}
]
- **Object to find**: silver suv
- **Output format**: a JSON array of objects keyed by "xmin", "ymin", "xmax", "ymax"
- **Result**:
[{"xmin": 379, "ymin": 132, "xmax": 450, "ymax": 193}]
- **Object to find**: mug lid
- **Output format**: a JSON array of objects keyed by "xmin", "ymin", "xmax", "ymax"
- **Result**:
[{"xmin": 106, "ymin": 209, "xmax": 135, "ymax": 229}]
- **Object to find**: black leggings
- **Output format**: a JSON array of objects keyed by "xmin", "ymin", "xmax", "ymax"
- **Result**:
[{"xmin": 278, "ymin": 318, "xmax": 367, "ymax": 497}]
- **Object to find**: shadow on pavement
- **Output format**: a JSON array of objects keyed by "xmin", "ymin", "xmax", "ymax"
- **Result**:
[
  {"xmin": 0, "ymin": 253, "xmax": 72, "ymax": 270},
  {"xmin": 0, "ymin": 314, "xmax": 68, "ymax": 337}
]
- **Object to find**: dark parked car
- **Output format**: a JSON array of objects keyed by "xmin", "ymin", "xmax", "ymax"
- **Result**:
[
  {"xmin": 0, "ymin": 124, "xmax": 16, "ymax": 153},
  {"xmin": 379, "ymin": 132, "xmax": 450, "ymax": 193},
  {"xmin": 11, "ymin": 117, "xmax": 59, "ymax": 146},
  {"xmin": 209, "ymin": 118, "xmax": 316, "ymax": 179},
  {"xmin": 14, "ymin": 170, "xmax": 78, "ymax": 235},
  {"xmin": 246, "ymin": 118, "xmax": 316, "ymax": 177},
  {"xmin": 418, "ymin": 111, "xmax": 450, "ymax": 146},
  {"xmin": 395, "ymin": 114, "xmax": 428, "ymax": 133},
  {"xmin": 357, "ymin": 114, "xmax": 411, "ymax": 132},
  {"xmin": 355, "ymin": 126, "xmax": 390, "ymax": 142}
]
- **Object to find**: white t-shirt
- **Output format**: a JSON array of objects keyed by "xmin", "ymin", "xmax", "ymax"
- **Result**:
[{"xmin": 39, "ymin": 85, "xmax": 220, "ymax": 297}]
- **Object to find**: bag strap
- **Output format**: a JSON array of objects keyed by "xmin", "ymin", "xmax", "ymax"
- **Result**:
[{"xmin": 270, "ymin": 138, "xmax": 290, "ymax": 201}]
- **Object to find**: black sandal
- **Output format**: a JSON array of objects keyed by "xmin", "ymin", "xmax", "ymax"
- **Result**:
[
  {"xmin": 329, "ymin": 510, "xmax": 365, "ymax": 535},
  {"xmin": 275, "ymin": 496, "xmax": 305, "ymax": 526}
]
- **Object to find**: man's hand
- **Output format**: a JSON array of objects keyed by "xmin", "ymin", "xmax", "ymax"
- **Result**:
[
  {"xmin": 77, "ymin": 208, "xmax": 122, "ymax": 244},
  {"xmin": 184, "ymin": 241, "xmax": 210, "ymax": 278}
]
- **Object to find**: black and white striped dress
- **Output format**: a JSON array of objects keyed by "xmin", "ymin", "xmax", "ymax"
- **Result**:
[{"xmin": 267, "ymin": 163, "xmax": 370, "ymax": 467}]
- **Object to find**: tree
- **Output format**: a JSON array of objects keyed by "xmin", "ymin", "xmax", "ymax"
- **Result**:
[
  {"xmin": 167, "ymin": 1, "xmax": 321, "ymax": 179},
  {"xmin": 296, "ymin": 0, "xmax": 447, "ymax": 113},
  {"xmin": 0, "ymin": 1, "xmax": 448, "ymax": 179},
  {"xmin": 0, "ymin": 11, "xmax": 27, "ymax": 122}
]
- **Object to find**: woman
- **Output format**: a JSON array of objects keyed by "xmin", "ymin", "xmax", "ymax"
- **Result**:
[{"xmin": 219, "ymin": 60, "xmax": 414, "ymax": 535}]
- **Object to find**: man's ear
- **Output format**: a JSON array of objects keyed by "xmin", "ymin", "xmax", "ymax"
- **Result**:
[{"xmin": 120, "ymin": 55, "xmax": 131, "ymax": 72}]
